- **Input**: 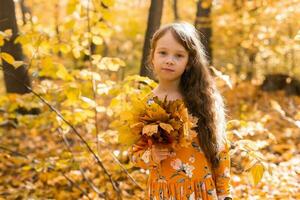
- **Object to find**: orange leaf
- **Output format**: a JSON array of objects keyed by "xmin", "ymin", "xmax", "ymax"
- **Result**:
[
  {"xmin": 142, "ymin": 124, "xmax": 158, "ymax": 136},
  {"xmin": 159, "ymin": 122, "xmax": 174, "ymax": 133}
]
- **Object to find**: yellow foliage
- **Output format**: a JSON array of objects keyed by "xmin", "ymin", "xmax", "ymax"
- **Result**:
[
  {"xmin": 0, "ymin": 36, "xmax": 4, "ymax": 47},
  {"xmin": 0, "ymin": 52, "xmax": 15, "ymax": 65},
  {"xmin": 142, "ymin": 124, "xmax": 158, "ymax": 136},
  {"xmin": 159, "ymin": 122, "xmax": 174, "ymax": 133},
  {"xmin": 115, "ymin": 91, "xmax": 198, "ymax": 151},
  {"xmin": 248, "ymin": 162, "xmax": 265, "ymax": 186}
]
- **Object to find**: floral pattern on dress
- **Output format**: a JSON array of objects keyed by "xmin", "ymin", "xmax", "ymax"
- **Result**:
[
  {"xmin": 170, "ymin": 158, "xmax": 195, "ymax": 179},
  {"xmin": 128, "ymin": 95, "xmax": 232, "ymax": 200},
  {"xmin": 129, "ymin": 137, "xmax": 232, "ymax": 200}
]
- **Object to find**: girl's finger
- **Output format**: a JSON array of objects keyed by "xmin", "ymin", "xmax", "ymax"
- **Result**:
[
  {"xmin": 154, "ymin": 152, "xmax": 169, "ymax": 156},
  {"xmin": 153, "ymin": 148, "xmax": 167, "ymax": 152},
  {"xmin": 157, "ymin": 153, "xmax": 169, "ymax": 156},
  {"xmin": 160, "ymin": 155, "xmax": 169, "ymax": 160},
  {"xmin": 152, "ymin": 148, "xmax": 168, "ymax": 153}
]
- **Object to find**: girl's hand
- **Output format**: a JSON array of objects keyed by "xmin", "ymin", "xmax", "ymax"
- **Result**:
[{"xmin": 151, "ymin": 145, "xmax": 170, "ymax": 164}]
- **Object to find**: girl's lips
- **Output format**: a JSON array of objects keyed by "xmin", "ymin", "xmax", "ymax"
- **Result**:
[{"xmin": 162, "ymin": 68, "xmax": 175, "ymax": 72}]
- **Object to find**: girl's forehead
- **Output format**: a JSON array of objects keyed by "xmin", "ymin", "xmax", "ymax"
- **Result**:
[{"xmin": 155, "ymin": 31, "xmax": 187, "ymax": 52}]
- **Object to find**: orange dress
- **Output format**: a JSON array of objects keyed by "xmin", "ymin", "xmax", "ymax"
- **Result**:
[{"xmin": 128, "ymin": 95, "xmax": 232, "ymax": 200}]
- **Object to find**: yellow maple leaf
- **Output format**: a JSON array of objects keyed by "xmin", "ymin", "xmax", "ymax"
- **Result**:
[
  {"xmin": 140, "ymin": 103, "xmax": 169, "ymax": 122},
  {"xmin": 130, "ymin": 122, "xmax": 144, "ymax": 135},
  {"xmin": 159, "ymin": 122, "xmax": 174, "ymax": 133},
  {"xmin": 168, "ymin": 118, "xmax": 182, "ymax": 130},
  {"xmin": 142, "ymin": 124, "xmax": 158, "ymax": 136}
]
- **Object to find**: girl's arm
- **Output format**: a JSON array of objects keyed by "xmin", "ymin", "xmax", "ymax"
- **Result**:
[
  {"xmin": 128, "ymin": 139, "xmax": 158, "ymax": 170},
  {"xmin": 213, "ymin": 142, "xmax": 232, "ymax": 200}
]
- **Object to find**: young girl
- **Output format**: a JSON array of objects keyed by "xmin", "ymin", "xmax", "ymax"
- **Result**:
[{"xmin": 129, "ymin": 22, "xmax": 232, "ymax": 200}]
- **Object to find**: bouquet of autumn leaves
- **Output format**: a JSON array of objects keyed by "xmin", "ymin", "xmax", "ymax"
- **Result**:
[{"xmin": 115, "ymin": 94, "xmax": 199, "ymax": 151}]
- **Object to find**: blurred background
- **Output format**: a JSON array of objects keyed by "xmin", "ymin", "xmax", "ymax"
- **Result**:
[{"xmin": 0, "ymin": 0, "xmax": 299, "ymax": 199}]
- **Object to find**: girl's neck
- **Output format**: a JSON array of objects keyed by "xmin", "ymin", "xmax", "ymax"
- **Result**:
[
  {"xmin": 153, "ymin": 80, "xmax": 183, "ymax": 101},
  {"xmin": 156, "ymin": 79, "xmax": 180, "ymax": 93}
]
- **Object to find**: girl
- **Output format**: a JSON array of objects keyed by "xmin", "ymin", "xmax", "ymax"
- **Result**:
[{"xmin": 129, "ymin": 22, "xmax": 232, "ymax": 200}]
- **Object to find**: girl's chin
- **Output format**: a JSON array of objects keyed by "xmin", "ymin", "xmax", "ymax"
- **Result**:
[{"xmin": 157, "ymin": 76, "xmax": 180, "ymax": 82}]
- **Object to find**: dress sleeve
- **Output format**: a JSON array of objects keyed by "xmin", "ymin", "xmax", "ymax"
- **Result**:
[
  {"xmin": 128, "ymin": 138, "xmax": 158, "ymax": 170},
  {"xmin": 213, "ymin": 142, "xmax": 232, "ymax": 200}
]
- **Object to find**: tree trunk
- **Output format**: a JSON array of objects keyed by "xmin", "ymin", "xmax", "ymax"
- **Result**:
[
  {"xmin": 195, "ymin": 0, "xmax": 212, "ymax": 65},
  {"xmin": 140, "ymin": 0, "xmax": 164, "ymax": 78},
  {"xmin": 0, "ymin": 0, "xmax": 31, "ymax": 94},
  {"xmin": 172, "ymin": 0, "xmax": 179, "ymax": 21},
  {"xmin": 19, "ymin": 0, "xmax": 32, "ymax": 25}
]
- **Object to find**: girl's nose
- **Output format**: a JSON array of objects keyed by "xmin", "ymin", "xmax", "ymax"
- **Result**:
[{"xmin": 166, "ymin": 56, "xmax": 175, "ymax": 65}]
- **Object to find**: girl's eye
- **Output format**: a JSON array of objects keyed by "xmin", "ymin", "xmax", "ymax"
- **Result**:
[
  {"xmin": 176, "ymin": 54, "xmax": 183, "ymax": 58},
  {"xmin": 158, "ymin": 51, "xmax": 166, "ymax": 55}
]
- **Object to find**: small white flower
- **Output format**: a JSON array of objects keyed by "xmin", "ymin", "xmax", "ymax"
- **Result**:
[
  {"xmin": 189, "ymin": 156, "xmax": 195, "ymax": 163},
  {"xmin": 183, "ymin": 163, "xmax": 195, "ymax": 178},
  {"xmin": 189, "ymin": 192, "xmax": 195, "ymax": 200},
  {"xmin": 170, "ymin": 158, "xmax": 182, "ymax": 170}
]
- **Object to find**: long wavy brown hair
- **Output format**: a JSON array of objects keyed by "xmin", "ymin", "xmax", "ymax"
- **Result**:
[{"xmin": 147, "ymin": 22, "xmax": 227, "ymax": 169}]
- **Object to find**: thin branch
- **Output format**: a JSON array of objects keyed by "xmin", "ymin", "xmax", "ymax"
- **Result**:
[
  {"xmin": 24, "ymin": 35, "xmax": 42, "ymax": 75},
  {"xmin": 0, "ymin": 67, "xmax": 120, "ymax": 194},
  {"xmin": 57, "ymin": 127, "xmax": 104, "ymax": 196},
  {"xmin": 86, "ymin": 0, "xmax": 137, "ymax": 196},
  {"xmin": 109, "ymin": 151, "xmax": 144, "ymax": 190},
  {"xmin": 86, "ymin": 0, "xmax": 101, "ymax": 169},
  {"xmin": 61, "ymin": 173, "xmax": 92, "ymax": 200}
]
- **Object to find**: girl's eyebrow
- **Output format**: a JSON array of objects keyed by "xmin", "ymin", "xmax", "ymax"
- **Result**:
[{"xmin": 156, "ymin": 47, "xmax": 187, "ymax": 54}]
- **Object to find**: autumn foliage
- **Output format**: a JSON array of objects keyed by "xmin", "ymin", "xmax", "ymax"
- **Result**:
[{"xmin": 0, "ymin": 0, "xmax": 299, "ymax": 199}]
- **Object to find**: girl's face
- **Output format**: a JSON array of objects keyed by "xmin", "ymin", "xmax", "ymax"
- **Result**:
[{"xmin": 152, "ymin": 31, "xmax": 189, "ymax": 82}]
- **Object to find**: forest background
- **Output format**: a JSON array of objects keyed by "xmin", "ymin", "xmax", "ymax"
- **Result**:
[{"xmin": 0, "ymin": 0, "xmax": 299, "ymax": 199}]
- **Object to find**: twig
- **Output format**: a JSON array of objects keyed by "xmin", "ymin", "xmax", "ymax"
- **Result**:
[
  {"xmin": 0, "ymin": 67, "xmax": 120, "ymax": 194},
  {"xmin": 86, "ymin": 0, "xmax": 101, "ymax": 172},
  {"xmin": 57, "ymin": 127, "xmax": 104, "ymax": 196},
  {"xmin": 86, "ymin": 1, "xmax": 121, "ymax": 198},
  {"xmin": 61, "ymin": 173, "xmax": 92, "ymax": 200},
  {"xmin": 109, "ymin": 151, "xmax": 144, "ymax": 190}
]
